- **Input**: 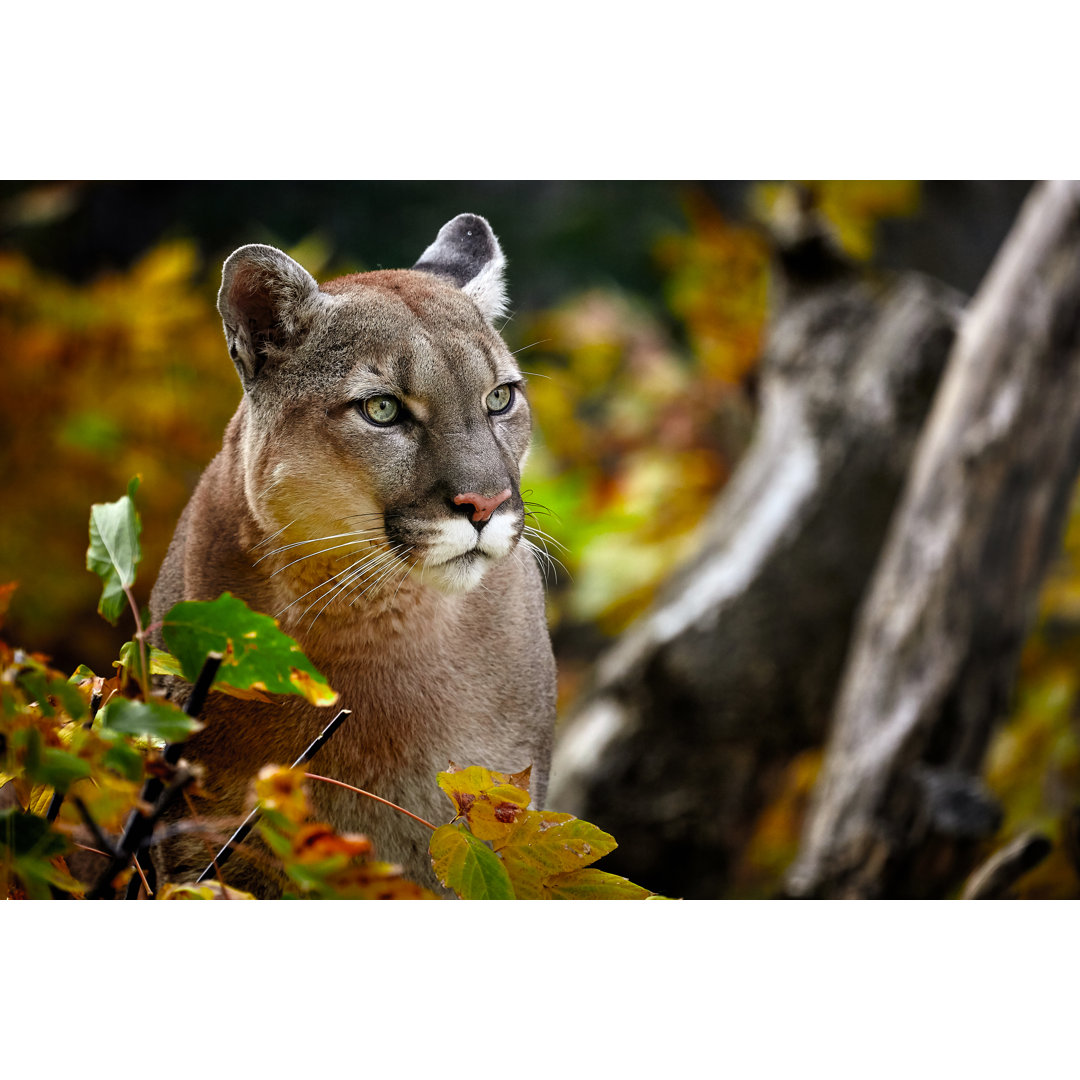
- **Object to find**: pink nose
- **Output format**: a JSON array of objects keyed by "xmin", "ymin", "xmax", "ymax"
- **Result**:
[{"xmin": 453, "ymin": 488, "xmax": 512, "ymax": 523}]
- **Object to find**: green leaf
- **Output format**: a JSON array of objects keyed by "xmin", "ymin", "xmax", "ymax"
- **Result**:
[
  {"xmin": 27, "ymin": 747, "xmax": 91, "ymax": 792},
  {"xmin": 99, "ymin": 697, "xmax": 202, "ymax": 743},
  {"xmin": 86, "ymin": 478, "xmax": 142, "ymax": 625},
  {"xmin": 15, "ymin": 670, "xmax": 54, "ymax": 716},
  {"xmin": 149, "ymin": 647, "xmax": 185, "ymax": 679},
  {"xmin": 101, "ymin": 738, "xmax": 145, "ymax": 783},
  {"xmin": 429, "ymin": 822, "xmax": 515, "ymax": 899},
  {"xmin": 44, "ymin": 678, "xmax": 88, "ymax": 722},
  {"xmin": 0, "ymin": 807, "xmax": 69, "ymax": 859},
  {"xmin": 161, "ymin": 593, "xmax": 338, "ymax": 706},
  {"xmin": 542, "ymin": 868, "xmax": 654, "ymax": 900}
]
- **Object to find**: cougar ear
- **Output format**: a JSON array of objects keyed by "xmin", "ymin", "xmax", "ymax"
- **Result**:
[
  {"xmin": 217, "ymin": 244, "xmax": 321, "ymax": 384},
  {"xmin": 412, "ymin": 213, "xmax": 508, "ymax": 322}
]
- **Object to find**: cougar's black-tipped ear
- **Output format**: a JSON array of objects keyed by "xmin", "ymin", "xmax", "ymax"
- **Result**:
[
  {"xmin": 217, "ymin": 244, "xmax": 321, "ymax": 385},
  {"xmin": 412, "ymin": 213, "xmax": 508, "ymax": 322}
]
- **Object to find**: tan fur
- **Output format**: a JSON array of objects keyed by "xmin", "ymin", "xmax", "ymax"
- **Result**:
[{"xmin": 149, "ymin": 217, "xmax": 556, "ymax": 896}]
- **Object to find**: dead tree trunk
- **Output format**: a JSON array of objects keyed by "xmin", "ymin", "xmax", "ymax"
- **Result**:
[
  {"xmin": 548, "ymin": 221, "xmax": 964, "ymax": 899},
  {"xmin": 787, "ymin": 180, "xmax": 1080, "ymax": 899}
]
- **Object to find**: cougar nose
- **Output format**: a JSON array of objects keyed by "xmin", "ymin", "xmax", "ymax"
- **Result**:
[{"xmin": 453, "ymin": 488, "xmax": 512, "ymax": 525}]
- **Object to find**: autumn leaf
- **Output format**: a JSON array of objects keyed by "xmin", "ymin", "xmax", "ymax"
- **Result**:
[
  {"xmin": 158, "ymin": 882, "xmax": 255, "ymax": 900},
  {"xmin": 255, "ymin": 764, "xmax": 309, "ymax": 823},
  {"xmin": 436, "ymin": 764, "xmax": 533, "ymax": 842},
  {"xmin": 541, "ymin": 867, "xmax": 654, "ymax": 900},
  {"xmin": 432, "ymin": 764, "xmax": 654, "ymax": 900},
  {"xmin": 498, "ymin": 812, "xmax": 618, "ymax": 899}
]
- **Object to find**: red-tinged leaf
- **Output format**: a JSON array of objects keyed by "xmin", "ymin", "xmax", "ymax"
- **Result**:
[
  {"xmin": 429, "ymin": 821, "xmax": 514, "ymax": 900},
  {"xmin": 290, "ymin": 824, "xmax": 373, "ymax": 863},
  {"xmin": 436, "ymin": 764, "xmax": 533, "ymax": 842},
  {"xmin": 255, "ymin": 764, "xmax": 309, "ymax": 823},
  {"xmin": 308, "ymin": 861, "xmax": 439, "ymax": 900},
  {"xmin": 542, "ymin": 867, "xmax": 654, "ymax": 900}
]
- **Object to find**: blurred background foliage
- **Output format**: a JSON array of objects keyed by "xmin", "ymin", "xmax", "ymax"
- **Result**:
[{"xmin": 2, "ymin": 180, "xmax": 1077, "ymax": 896}]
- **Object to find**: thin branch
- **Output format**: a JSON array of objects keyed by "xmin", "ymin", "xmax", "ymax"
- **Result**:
[
  {"xmin": 118, "ymin": 651, "xmax": 225, "ymax": 899},
  {"xmin": 123, "ymin": 584, "xmax": 150, "ymax": 699},
  {"xmin": 86, "ymin": 764, "xmax": 197, "ymax": 899},
  {"xmin": 194, "ymin": 708, "xmax": 353, "ymax": 883},
  {"xmin": 71, "ymin": 795, "xmax": 120, "ymax": 860},
  {"xmin": 960, "ymin": 831, "xmax": 1053, "ymax": 900},
  {"xmin": 304, "ymin": 773, "xmax": 437, "ymax": 831},
  {"xmin": 130, "ymin": 854, "xmax": 153, "ymax": 899}
]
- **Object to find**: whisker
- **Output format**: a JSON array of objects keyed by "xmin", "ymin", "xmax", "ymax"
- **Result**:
[
  {"xmin": 267, "ymin": 536, "xmax": 380, "ymax": 578},
  {"xmin": 523, "ymin": 498, "xmax": 562, "ymax": 522},
  {"xmin": 521, "ymin": 533, "xmax": 570, "ymax": 583},
  {"xmin": 387, "ymin": 552, "xmax": 415, "ymax": 606},
  {"xmin": 307, "ymin": 546, "xmax": 403, "ymax": 626},
  {"xmin": 511, "ymin": 338, "xmax": 549, "ymax": 356},
  {"xmin": 349, "ymin": 559, "xmax": 404, "ymax": 606},
  {"xmin": 522, "ymin": 522, "xmax": 570, "ymax": 554},
  {"xmin": 273, "ymin": 548, "xmax": 382, "ymax": 620},
  {"xmin": 254, "ymin": 528, "xmax": 382, "ymax": 566},
  {"xmin": 251, "ymin": 520, "xmax": 297, "ymax": 552}
]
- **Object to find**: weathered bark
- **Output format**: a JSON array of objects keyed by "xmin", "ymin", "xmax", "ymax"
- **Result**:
[
  {"xmin": 548, "ymin": 233, "xmax": 963, "ymax": 898},
  {"xmin": 787, "ymin": 180, "xmax": 1080, "ymax": 899}
]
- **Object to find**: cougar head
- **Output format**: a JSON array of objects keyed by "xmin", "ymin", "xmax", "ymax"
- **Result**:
[{"xmin": 216, "ymin": 214, "xmax": 534, "ymax": 608}]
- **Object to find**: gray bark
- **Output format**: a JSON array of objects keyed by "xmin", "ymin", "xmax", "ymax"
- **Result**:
[
  {"xmin": 787, "ymin": 180, "xmax": 1080, "ymax": 899},
  {"xmin": 548, "ymin": 233, "xmax": 964, "ymax": 898}
]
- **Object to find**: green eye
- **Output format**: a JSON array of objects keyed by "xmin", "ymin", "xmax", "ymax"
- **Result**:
[
  {"xmin": 486, "ymin": 384, "xmax": 514, "ymax": 414},
  {"xmin": 362, "ymin": 395, "xmax": 401, "ymax": 425}
]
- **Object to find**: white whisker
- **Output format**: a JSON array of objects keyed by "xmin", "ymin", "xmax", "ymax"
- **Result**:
[
  {"xmin": 254, "ymin": 528, "xmax": 382, "ymax": 566},
  {"xmin": 267, "ymin": 536, "xmax": 380, "ymax": 578},
  {"xmin": 251, "ymin": 519, "xmax": 297, "ymax": 551}
]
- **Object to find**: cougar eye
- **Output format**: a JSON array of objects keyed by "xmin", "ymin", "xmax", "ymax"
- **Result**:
[
  {"xmin": 486, "ymin": 384, "xmax": 514, "ymax": 414},
  {"xmin": 361, "ymin": 395, "xmax": 401, "ymax": 426}
]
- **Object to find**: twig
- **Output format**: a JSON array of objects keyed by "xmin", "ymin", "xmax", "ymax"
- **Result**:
[
  {"xmin": 126, "ymin": 651, "xmax": 223, "ymax": 898},
  {"xmin": 960, "ymin": 831, "xmax": 1053, "ymax": 899},
  {"xmin": 194, "ymin": 708, "xmax": 352, "ymax": 883},
  {"xmin": 303, "ymin": 773, "xmax": 437, "ymax": 831},
  {"xmin": 72, "ymin": 795, "xmax": 120, "ymax": 861},
  {"xmin": 130, "ymin": 855, "xmax": 153, "ymax": 898},
  {"xmin": 44, "ymin": 688, "xmax": 105, "ymax": 825},
  {"xmin": 86, "ymin": 763, "xmax": 198, "ymax": 899}
]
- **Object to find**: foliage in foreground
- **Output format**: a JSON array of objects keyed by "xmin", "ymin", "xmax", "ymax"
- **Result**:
[{"xmin": 0, "ymin": 482, "xmax": 653, "ymax": 900}]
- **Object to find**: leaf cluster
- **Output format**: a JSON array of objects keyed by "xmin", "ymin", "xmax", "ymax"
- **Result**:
[
  {"xmin": 255, "ymin": 766, "xmax": 437, "ymax": 900},
  {"xmin": 429, "ymin": 765, "xmax": 654, "ymax": 900},
  {"xmin": 5, "ymin": 480, "xmax": 654, "ymax": 900}
]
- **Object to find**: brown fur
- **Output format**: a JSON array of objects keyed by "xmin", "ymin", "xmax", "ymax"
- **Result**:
[{"xmin": 149, "ymin": 217, "xmax": 556, "ymax": 896}]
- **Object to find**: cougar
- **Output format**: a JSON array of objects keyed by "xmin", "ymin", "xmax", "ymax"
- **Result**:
[{"xmin": 149, "ymin": 214, "xmax": 557, "ymax": 897}]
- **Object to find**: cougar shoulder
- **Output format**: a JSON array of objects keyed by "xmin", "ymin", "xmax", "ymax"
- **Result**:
[{"xmin": 149, "ymin": 214, "xmax": 556, "ymax": 896}]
